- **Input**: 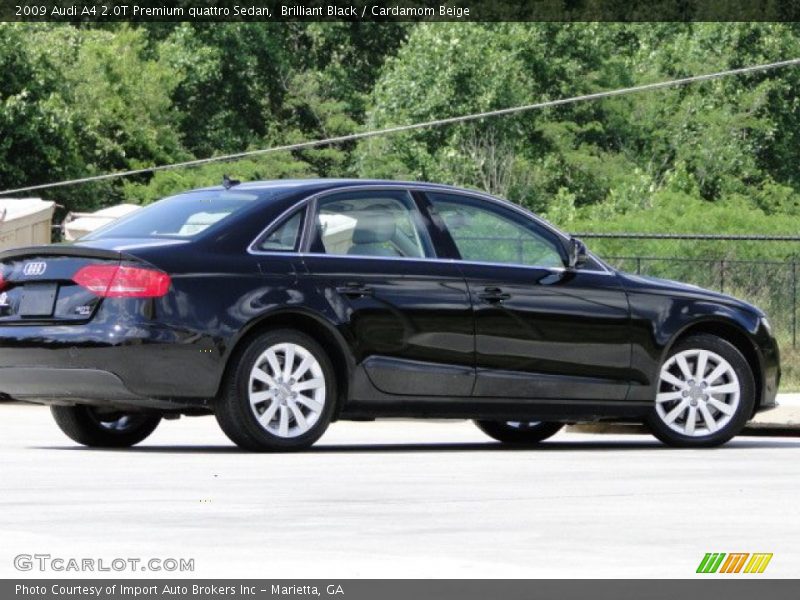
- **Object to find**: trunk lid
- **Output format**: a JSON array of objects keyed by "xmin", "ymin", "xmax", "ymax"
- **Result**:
[{"xmin": 0, "ymin": 246, "xmax": 123, "ymax": 323}]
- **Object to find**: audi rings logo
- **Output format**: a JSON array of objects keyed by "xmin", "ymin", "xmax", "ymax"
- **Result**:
[{"xmin": 22, "ymin": 262, "xmax": 47, "ymax": 276}]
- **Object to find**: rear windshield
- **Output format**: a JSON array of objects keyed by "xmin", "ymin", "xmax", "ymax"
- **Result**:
[{"xmin": 82, "ymin": 190, "xmax": 261, "ymax": 240}]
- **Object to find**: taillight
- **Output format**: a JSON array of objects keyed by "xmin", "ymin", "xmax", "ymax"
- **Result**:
[
  {"xmin": 0, "ymin": 272, "xmax": 6, "ymax": 291},
  {"xmin": 73, "ymin": 265, "xmax": 171, "ymax": 298}
]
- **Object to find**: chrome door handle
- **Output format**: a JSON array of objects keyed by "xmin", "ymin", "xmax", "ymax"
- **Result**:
[
  {"xmin": 477, "ymin": 287, "xmax": 511, "ymax": 303},
  {"xmin": 335, "ymin": 284, "xmax": 374, "ymax": 298}
]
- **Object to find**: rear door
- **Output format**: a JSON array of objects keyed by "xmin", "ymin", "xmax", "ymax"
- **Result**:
[
  {"xmin": 300, "ymin": 188, "xmax": 474, "ymax": 397},
  {"xmin": 423, "ymin": 192, "xmax": 632, "ymax": 402}
]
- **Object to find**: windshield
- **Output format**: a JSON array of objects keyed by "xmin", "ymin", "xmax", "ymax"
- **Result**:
[{"xmin": 82, "ymin": 190, "xmax": 261, "ymax": 240}]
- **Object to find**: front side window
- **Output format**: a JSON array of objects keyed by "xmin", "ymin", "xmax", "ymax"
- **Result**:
[
  {"xmin": 428, "ymin": 193, "xmax": 565, "ymax": 268},
  {"xmin": 311, "ymin": 191, "xmax": 433, "ymax": 259},
  {"xmin": 83, "ymin": 190, "xmax": 261, "ymax": 240}
]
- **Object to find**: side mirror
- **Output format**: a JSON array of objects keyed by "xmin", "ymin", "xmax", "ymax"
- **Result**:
[{"xmin": 567, "ymin": 237, "xmax": 588, "ymax": 269}]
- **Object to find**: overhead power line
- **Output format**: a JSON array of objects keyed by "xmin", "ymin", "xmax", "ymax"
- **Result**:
[
  {"xmin": 2, "ymin": 57, "xmax": 800, "ymax": 197},
  {"xmin": 574, "ymin": 233, "xmax": 800, "ymax": 241}
]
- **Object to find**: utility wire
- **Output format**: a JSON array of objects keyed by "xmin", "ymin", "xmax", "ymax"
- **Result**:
[
  {"xmin": 2, "ymin": 57, "xmax": 800, "ymax": 197},
  {"xmin": 574, "ymin": 233, "xmax": 800, "ymax": 241}
]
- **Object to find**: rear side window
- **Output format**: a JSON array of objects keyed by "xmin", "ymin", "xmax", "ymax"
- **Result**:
[
  {"xmin": 310, "ymin": 191, "xmax": 434, "ymax": 259},
  {"xmin": 83, "ymin": 190, "xmax": 261, "ymax": 240},
  {"xmin": 255, "ymin": 209, "xmax": 304, "ymax": 252}
]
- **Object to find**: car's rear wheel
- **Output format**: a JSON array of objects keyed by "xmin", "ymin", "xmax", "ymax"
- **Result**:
[
  {"xmin": 50, "ymin": 405, "xmax": 161, "ymax": 447},
  {"xmin": 646, "ymin": 334, "xmax": 755, "ymax": 447},
  {"xmin": 215, "ymin": 329, "xmax": 336, "ymax": 452},
  {"xmin": 474, "ymin": 420, "xmax": 564, "ymax": 444}
]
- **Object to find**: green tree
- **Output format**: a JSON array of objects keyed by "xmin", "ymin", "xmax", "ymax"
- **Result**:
[
  {"xmin": 357, "ymin": 22, "xmax": 800, "ymax": 234},
  {"xmin": 0, "ymin": 24, "xmax": 83, "ymax": 200},
  {"xmin": 1, "ymin": 24, "xmax": 186, "ymax": 210}
]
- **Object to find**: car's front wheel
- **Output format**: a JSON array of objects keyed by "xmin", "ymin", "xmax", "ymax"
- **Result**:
[
  {"xmin": 215, "ymin": 329, "xmax": 336, "ymax": 451},
  {"xmin": 50, "ymin": 405, "xmax": 161, "ymax": 447},
  {"xmin": 646, "ymin": 334, "xmax": 755, "ymax": 447},
  {"xmin": 474, "ymin": 420, "xmax": 564, "ymax": 444}
]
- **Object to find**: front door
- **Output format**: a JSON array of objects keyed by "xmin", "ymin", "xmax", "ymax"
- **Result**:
[{"xmin": 425, "ymin": 192, "xmax": 632, "ymax": 401}]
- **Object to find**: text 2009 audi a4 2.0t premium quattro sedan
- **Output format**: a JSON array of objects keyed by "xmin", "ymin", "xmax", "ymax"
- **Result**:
[{"xmin": 0, "ymin": 180, "xmax": 780, "ymax": 450}]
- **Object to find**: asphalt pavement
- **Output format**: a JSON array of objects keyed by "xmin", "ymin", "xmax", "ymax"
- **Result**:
[{"xmin": 1, "ymin": 401, "xmax": 799, "ymax": 579}]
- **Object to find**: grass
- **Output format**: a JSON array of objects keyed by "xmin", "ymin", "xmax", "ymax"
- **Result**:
[{"xmin": 778, "ymin": 343, "xmax": 800, "ymax": 393}]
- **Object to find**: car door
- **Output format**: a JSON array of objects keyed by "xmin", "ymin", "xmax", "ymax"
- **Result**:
[
  {"xmin": 423, "ymin": 191, "xmax": 632, "ymax": 401},
  {"xmin": 301, "ymin": 188, "xmax": 475, "ymax": 397}
]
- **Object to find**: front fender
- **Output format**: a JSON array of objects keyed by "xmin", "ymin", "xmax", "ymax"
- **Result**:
[{"xmin": 625, "ymin": 287, "xmax": 764, "ymax": 402}]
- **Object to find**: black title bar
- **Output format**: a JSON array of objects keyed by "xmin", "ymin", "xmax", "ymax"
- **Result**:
[{"xmin": 4, "ymin": 0, "xmax": 800, "ymax": 22}]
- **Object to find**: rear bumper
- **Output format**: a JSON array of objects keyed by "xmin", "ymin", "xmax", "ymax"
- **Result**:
[
  {"xmin": 0, "ymin": 298, "xmax": 224, "ymax": 406},
  {"xmin": 0, "ymin": 318, "xmax": 224, "ymax": 408},
  {"xmin": 0, "ymin": 367, "xmax": 204, "ymax": 411}
]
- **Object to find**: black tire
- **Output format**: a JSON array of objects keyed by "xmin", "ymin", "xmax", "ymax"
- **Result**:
[
  {"xmin": 215, "ymin": 329, "xmax": 336, "ymax": 452},
  {"xmin": 50, "ymin": 405, "xmax": 161, "ymax": 448},
  {"xmin": 474, "ymin": 420, "xmax": 564, "ymax": 444},
  {"xmin": 645, "ymin": 334, "xmax": 755, "ymax": 448}
]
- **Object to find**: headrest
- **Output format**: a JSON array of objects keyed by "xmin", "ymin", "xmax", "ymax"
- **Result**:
[{"xmin": 351, "ymin": 212, "xmax": 396, "ymax": 245}]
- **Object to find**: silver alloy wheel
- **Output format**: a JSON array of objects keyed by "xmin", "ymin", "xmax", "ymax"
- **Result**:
[
  {"xmin": 656, "ymin": 348, "xmax": 740, "ymax": 437},
  {"xmin": 248, "ymin": 342, "xmax": 326, "ymax": 438},
  {"xmin": 506, "ymin": 421, "xmax": 542, "ymax": 429}
]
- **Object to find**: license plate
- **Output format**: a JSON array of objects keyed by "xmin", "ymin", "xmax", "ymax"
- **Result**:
[{"xmin": 18, "ymin": 283, "xmax": 58, "ymax": 317}]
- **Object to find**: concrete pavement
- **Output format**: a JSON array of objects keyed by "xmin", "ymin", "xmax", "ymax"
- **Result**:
[
  {"xmin": 1, "ymin": 402, "xmax": 799, "ymax": 579},
  {"xmin": 747, "ymin": 393, "xmax": 800, "ymax": 433},
  {"xmin": 570, "ymin": 393, "xmax": 800, "ymax": 435}
]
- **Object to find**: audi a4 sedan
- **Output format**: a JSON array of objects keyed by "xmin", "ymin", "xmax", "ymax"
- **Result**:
[{"xmin": 0, "ymin": 179, "xmax": 780, "ymax": 450}]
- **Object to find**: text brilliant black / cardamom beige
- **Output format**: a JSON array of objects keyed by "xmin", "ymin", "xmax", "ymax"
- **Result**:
[{"xmin": 281, "ymin": 5, "xmax": 471, "ymax": 18}]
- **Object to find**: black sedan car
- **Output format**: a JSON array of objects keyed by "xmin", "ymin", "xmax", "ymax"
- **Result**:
[{"xmin": 0, "ymin": 179, "xmax": 780, "ymax": 450}]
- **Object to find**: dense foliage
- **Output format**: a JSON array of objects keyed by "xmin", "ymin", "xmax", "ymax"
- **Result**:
[
  {"xmin": 0, "ymin": 22, "xmax": 408, "ymax": 211},
  {"xmin": 1, "ymin": 21, "xmax": 799, "ymax": 258},
  {"xmin": 357, "ymin": 23, "xmax": 800, "ymax": 259}
]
